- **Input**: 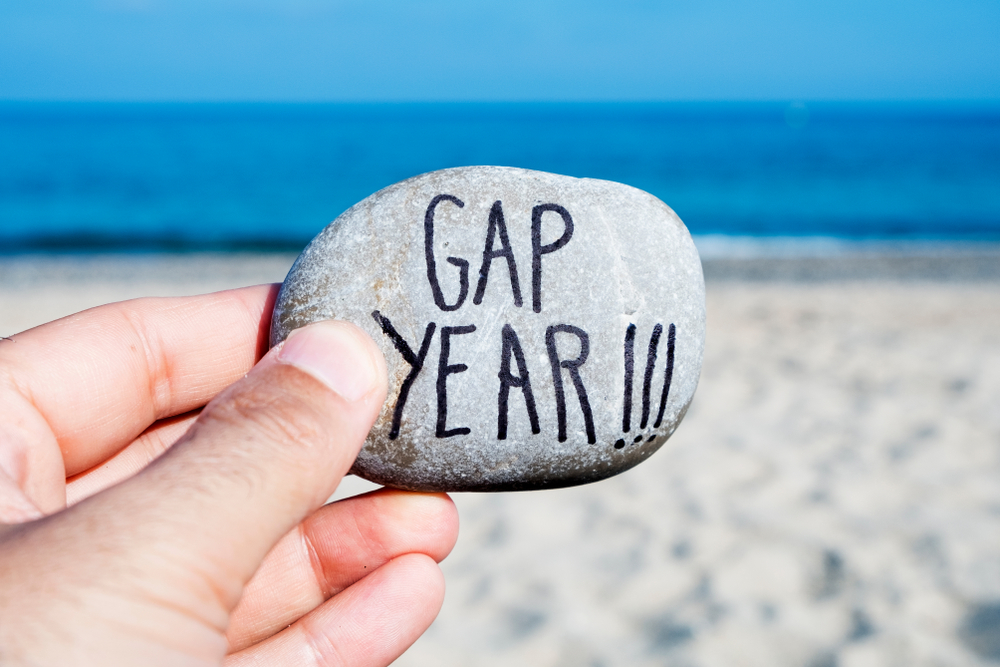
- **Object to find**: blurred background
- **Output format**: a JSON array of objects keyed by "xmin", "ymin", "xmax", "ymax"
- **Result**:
[{"xmin": 1, "ymin": 1, "xmax": 999, "ymax": 666}]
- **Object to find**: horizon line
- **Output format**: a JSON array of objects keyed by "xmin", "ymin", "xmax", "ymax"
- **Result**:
[{"xmin": 3, "ymin": 98, "xmax": 1000, "ymax": 105}]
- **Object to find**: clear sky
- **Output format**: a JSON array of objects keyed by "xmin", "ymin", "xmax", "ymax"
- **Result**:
[{"xmin": 1, "ymin": 0, "xmax": 997, "ymax": 101}]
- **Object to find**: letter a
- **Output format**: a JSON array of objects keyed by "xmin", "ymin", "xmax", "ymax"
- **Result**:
[
  {"xmin": 497, "ymin": 324, "xmax": 539, "ymax": 439},
  {"xmin": 474, "ymin": 200, "xmax": 523, "ymax": 307}
]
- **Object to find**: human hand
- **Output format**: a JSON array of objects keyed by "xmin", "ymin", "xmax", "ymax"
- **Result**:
[{"xmin": 0, "ymin": 285, "xmax": 459, "ymax": 666}]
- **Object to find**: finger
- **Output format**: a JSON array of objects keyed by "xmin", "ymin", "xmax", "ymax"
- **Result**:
[
  {"xmin": 65, "ymin": 411, "xmax": 201, "ymax": 506},
  {"xmin": 225, "ymin": 554, "xmax": 445, "ymax": 667},
  {"xmin": 0, "ymin": 284, "xmax": 277, "ymax": 486},
  {"xmin": 41, "ymin": 320, "xmax": 388, "ymax": 630},
  {"xmin": 227, "ymin": 489, "xmax": 458, "ymax": 652}
]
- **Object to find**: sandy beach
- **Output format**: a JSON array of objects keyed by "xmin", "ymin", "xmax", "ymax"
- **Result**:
[{"xmin": 2, "ymin": 249, "xmax": 999, "ymax": 667}]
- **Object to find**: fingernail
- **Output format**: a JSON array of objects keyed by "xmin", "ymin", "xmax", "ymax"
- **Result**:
[{"xmin": 276, "ymin": 321, "xmax": 382, "ymax": 402}]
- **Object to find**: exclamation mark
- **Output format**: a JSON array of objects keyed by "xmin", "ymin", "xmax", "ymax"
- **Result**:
[
  {"xmin": 653, "ymin": 323, "xmax": 676, "ymax": 428},
  {"xmin": 640, "ymin": 323, "xmax": 664, "ymax": 429},
  {"xmin": 616, "ymin": 322, "xmax": 677, "ymax": 449},
  {"xmin": 622, "ymin": 323, "xmax": 636, "ymax": 432},
  {"xmin": 615, "ymin": 323, "xmax": 637, "ymax": 449}
]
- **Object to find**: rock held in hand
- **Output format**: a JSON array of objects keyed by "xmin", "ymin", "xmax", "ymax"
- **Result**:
[{"xmin": 271, "ymin": 166, "xmax": 705, "ymax": 492}]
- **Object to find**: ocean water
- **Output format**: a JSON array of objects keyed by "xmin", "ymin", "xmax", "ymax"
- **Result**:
[{"xmin": 0, "ymin": 102, "xmax": 998, "ymax": 251}]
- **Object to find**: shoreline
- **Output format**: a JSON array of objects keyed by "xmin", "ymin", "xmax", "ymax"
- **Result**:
[
  {"xmin": 3, "ymin": 246, "xmax": 999, "ymax": 335},
  {"xmin": 695, "ymin": 236, "xmax": 1000, "ymax": 281},
  {"xmin": 2, "ymin": 242, "xmax": 999, "ymax": 287}
]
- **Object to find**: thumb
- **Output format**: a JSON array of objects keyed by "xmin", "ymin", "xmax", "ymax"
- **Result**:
[
  {"xmin": 25, "ymin": 320, "xmax": 386, "ymax": 616},
  {"xmin": 135, "ymin": 318, "xmax": 388, "ymax": 598}
]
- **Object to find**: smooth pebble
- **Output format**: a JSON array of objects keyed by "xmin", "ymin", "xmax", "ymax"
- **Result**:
[{"xmin": 271, "ymin": 166, "xmax": 705, "ymax": 491}]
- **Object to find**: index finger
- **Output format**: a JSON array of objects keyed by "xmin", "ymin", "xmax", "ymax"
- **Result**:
[{"xmin": 0, "ymin": 284, "xmax": 278, "ymax": 477}]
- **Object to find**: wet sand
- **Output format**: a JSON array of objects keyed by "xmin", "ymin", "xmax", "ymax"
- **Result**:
[{"xmin": 2, "ymin": 250, "xmax": 999, "ymax": 667}]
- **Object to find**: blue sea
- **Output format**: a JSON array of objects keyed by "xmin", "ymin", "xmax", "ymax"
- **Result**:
[{"xmin": 1, "ymin": 102, "xmax": 998, "ymax": 251}]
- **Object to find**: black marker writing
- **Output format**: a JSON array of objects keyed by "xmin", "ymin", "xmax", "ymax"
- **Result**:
[
  {"xmin": 497, "ymin": 324, "xmax": 540, "ymax": 440},
  {"xmin": 622, "ymin": 323, "xmax": 636, "ymax": 432},
  {"xmin": 474, "ymin": 200, "xmax": 523, "ymax": 308},
  {"xmin": 654, "ymin": 323, "xmax": 676, "ymax": 428},
  {"xmin": 619, "ymin": 322, "xmax": 678, "ymax": 437},
  {"xmin": 640, "ymin": 323, "xmax": 663, "ymax": 429},
  {"xmin": 546, "ymin": 324, "xmax": 596, "ymax": 444},
  {"xmin": 424, "ymin": 194, "xmax": 469, "ymax": 312},
  {"xmin": 437, "ymin": 324, "xmax": 477, "ymax": 438},
  {"xmin": 531, "ymin": 204, "xmax": 574, "ymax": 314},
  {"xmin": 371, "ymin": 310, "xmax": 436, "ymax": 440}
]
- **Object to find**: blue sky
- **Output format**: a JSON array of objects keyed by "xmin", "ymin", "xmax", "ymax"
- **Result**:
[{"xmin": 1, "ymin": 0, "xmax": 997, "ymax": 101}]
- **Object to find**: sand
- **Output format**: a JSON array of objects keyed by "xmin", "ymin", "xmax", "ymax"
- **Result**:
[{"xmin": 2, "ymin": 250, "xmax": 999, "ymax": 667}]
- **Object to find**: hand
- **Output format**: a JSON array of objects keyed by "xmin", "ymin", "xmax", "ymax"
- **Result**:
[{"xmin": 0, "ymin": 285, "xmax": 459, "ymax": 666}]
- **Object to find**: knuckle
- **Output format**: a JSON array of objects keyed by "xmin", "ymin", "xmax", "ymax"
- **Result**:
[{"xmin": 119, "ymin": 302, "xmax": 175, "ymax": 417}]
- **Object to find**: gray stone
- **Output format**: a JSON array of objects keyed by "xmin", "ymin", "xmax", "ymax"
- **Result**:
[{"xmin": 271, "ymin": 166, "xmax": 705, "ymax": 491}]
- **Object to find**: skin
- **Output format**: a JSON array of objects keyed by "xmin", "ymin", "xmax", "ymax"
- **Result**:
[{"xmin": 0, "ymin": 284, "xmax": 459, "ymax": 666}]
